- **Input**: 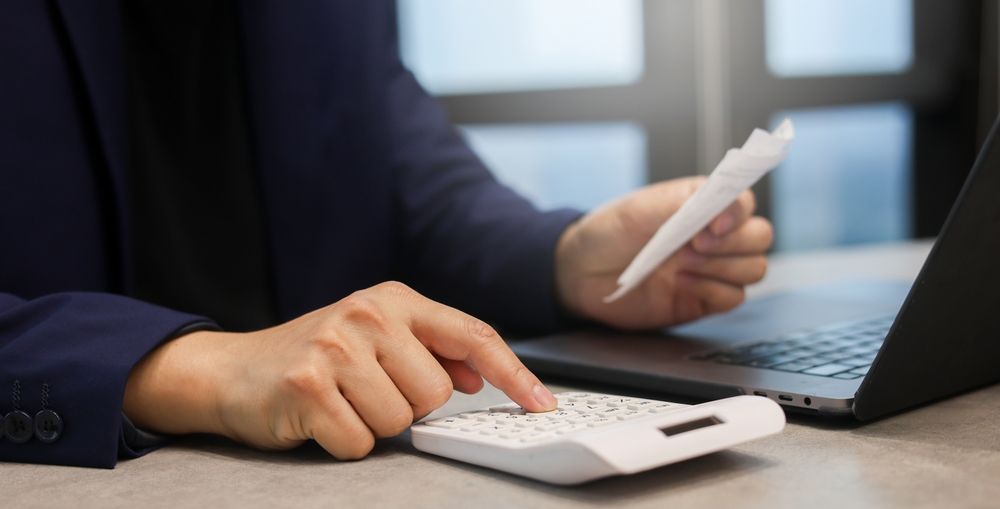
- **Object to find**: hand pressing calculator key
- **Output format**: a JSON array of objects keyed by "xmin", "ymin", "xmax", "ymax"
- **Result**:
[{"xmin": 411, "ymin": 392, "xmax": 785, "ymax": 485}]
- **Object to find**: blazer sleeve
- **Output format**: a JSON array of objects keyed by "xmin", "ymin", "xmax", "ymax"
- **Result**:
[
  {"xmin": 0, "ymin": 292, "xmax": 216, "ymax": 468},
  {"xmin": 381, "ymin": 7, "xmax": 583, "ymax": 334}
]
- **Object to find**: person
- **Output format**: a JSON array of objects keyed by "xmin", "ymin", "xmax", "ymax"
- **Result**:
[{"xmin": 0, "ymin": 1, "xmax": 772, "ymax": 468}]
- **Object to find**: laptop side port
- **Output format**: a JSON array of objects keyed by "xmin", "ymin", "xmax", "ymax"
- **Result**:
[
  {"xmin": 753, "ymin": 391, "xmax": 767, "ymax": 397},
  {"xmin": 778, "ymin": 395, "xmax": 793, "ymax": 402}
]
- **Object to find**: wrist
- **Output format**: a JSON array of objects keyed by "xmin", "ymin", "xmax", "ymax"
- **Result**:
[
  {"xmin": 123, "ymin": 330, "xmax": 236, "ymax": 438},
  {"xmin": 554, "ymin": 219, "xmax": 587, "ymax": 320}
]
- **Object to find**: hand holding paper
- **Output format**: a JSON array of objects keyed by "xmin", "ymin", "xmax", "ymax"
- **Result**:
[{"xmin": 605, "ymin": 119, "xmax": 795, "ymax": 303}]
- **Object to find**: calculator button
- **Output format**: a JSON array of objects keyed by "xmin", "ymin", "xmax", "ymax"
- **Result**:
[
  {"xmin": 514, "ymin": 417, "xmax": 546, "ymax": 428},
  {"xmin": 587, "ymin": 396, "xmax": 614, "ymax": 404},
  {"xmin": 561, "ymin": 392, "xmax": 594, "ymax": 402},
  {"xmin": 606, "ymin": 398, "xmax": 637, "ymax": 408},
  {"xmin": 596, "ymin": 407, "xmax": 626, "ymax": 417},
  {"xmin": 479, "ymin": 424, "xmax": 513, "ymax": 435},
  {"xmin": 535, "ymin": 420, "xmax": 571, "ymax": 432},
  {"xmin": 569, "ymin": 413, "xmax": 599, "ymax": 424},
  {"xmin": 617, "ymin": 410, "xmax": 646, "ymax": 421},
  {"xmin": 587, "ymin": 418, "xmax": 616, "ymax": 428},
  {"xmin": 626, "ymin": 401, "xmax": 655, "ymax": 410},
  {"xmin": 577, "ymin": 404, "xmax": 605, "ymax": 413},
  {"xmin": 460, "ymin": 422, "xmax": 492, "ymax": 432},
  {"xmin": 545, "ymin": 411, "xmax": 576, "ymax": 420},
  {"xmin": 648, "ymin": 403, "xmax": 679, "ymax": 413},
  {"xmin": 499, "ymin": 428, "xmax": 532, "ymax": 439},
  {"xmin": 521, "ymin": 432, "xmax": 553, "ymax": 443},
  {"xmin": 556, "ymin": 424, "xmax": 590, "ymax": 435},
  {"xmin": 495, "ymin": 414, "xmax": 531, "ymax": 424},
  {"xmin": 477, "ymin": 413, "xmax": 509, "ymax": 422},
  {"xmin": 490, "ymin": 405, "xmax": 527, "ymax": 415},
  {"xmin": 557, "ymin": 401, "xmax": 585, "ymax": 411},
  {"xmin": 425, "ymin": 417, "xmax": 473, "ymax": 429},
  {"xmin": 526, "ymin": 411, "xmax": 558, "ymax": 418},
  {"xmin": 459, "ymin": 410, "xmax": 491, "ymax": 420}
]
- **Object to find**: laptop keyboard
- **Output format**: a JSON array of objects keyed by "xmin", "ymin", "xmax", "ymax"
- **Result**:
[{"xmin": 697, "ymin": 315, "xmax": 894, "ymax": 380}]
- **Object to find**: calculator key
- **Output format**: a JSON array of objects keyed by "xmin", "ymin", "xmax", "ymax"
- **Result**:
[
  {"xmin": 520, "ymin": 432, "xmax": 554, "ymax": 443},
  {"xmin": 514, "ymin": 417, "xmax": 546, "ymax": 428},
  {"xmin": 499, "ymin": 428, "xmax": 532, "ymax": 439},
  {"xmin": 564, "ymin": 393, "xmax": 594, "ymax": 402},
  {"xmin": 648, "ymin": 403, "xmax": 679, "ymax": 413},
  {"xmin": 534, "ymin": 420, "xmax": 570, "ymax": 432},
  {"xmin": 489, "ymin": 404, "xmax": 519, "ymax": 412},
  {"xmin": 596, "ymin": 407, "xmax": 626, "ymax": 417},
  {"xmin": 526, "ymin": 411, "xmax": 559, "ymax": 418},
  {"xmin": 545, "ymin": 411, "xmax": 577, "ymax": 420},
  {"xmin": 569, "ymin": 413, "xmax": 599, "ymax": 424},
  {"xmin": 459, "ymin": 410, "xmax": 491, "ymax": 420},
  {"xmin": 460, "ymin": 422, "xmax": 492, "ymax": 432},
  {"xmin": 617, "ymin": 410, "xmax": 646, "ymax": 421},
  {"xmin": 495, "ymin": 414, "xmax": 531, "ymax": 424},
  {"xmin": 556, "ymin": 424, "xmax": 590, "ymax": 435},
  {"xmin": 478, "ymin": 412, "xmax": 512, "ymax": 422},
  {"xmin": 605, "ymin": 398, "xmax": 636, "ymax": 408},
  {"xmin": 557, "ymin": 401, "xmax": 585, "ymax": 411},
  {"xmin": 626, "ymin": 401, "xmax": 655, "ymax": 410},
  {"xmin": 587, "ymin": 396, "xmax": 614, "ymax": 404},
  {"xmin": 479, "ymin": 424, "xmax": 513, "ymax": 435},
  {"xmin": 578, "ymin": 404, "xmax": 606, "ymax": 413},
  {"xmin": 425, "ymin": 417, "xmax": 472, "ymax": 429},
  {"xmin": 587, "ymin": 418, "xmax": 616, "ymax": 428}
]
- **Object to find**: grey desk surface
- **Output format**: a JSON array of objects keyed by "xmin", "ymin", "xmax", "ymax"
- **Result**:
[{"xmin": 4, "ymin": 240, "xmax": 999, "ymax": 509}]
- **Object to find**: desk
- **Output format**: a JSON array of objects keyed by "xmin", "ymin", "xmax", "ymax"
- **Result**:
[{"xmin": 3, "ymin": 240, "xmax": 999, "ymax": 508}]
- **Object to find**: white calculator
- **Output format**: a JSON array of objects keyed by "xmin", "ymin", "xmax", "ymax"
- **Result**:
[{"xmin": 411, "ymin": 392, "xmax": 785, "ymax": 485}]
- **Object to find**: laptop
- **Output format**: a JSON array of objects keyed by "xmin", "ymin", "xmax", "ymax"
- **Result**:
[{"xmin": 512, "ymin": 115, "xmax": 1000, "ymax": 421}]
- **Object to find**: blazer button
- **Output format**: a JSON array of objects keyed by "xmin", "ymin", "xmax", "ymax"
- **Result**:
[
  {"xmin": 4, "ymin": 410, "xmax": 33, "ymax": 443},
  {"xmin": 34, "ymin": 409, "xmax": 63, "ymax": 443}
]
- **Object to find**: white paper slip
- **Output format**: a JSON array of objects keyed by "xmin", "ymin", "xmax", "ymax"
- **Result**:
[{"xmin": 605, "ymin": 119, "xmax": 795, "ymax": 303}]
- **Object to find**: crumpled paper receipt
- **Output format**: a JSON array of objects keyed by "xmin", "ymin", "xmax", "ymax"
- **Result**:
[{"xmin": 605, "ymin": 118, "xmax": 795, "ymax": 303}]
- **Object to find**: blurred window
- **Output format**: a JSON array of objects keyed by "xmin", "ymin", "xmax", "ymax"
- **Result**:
[
  {"xmin": 458, "ymin": 123, "xmax": 647, "ymax": 211},
  {"xmin": 770, "ymin": 103, "xmax": 913, "ymax": 251},
  {"xmin": 765, "ymin": 0, "xmax": 914, "ymax": 77},
  {"xmin": 397, "ymin": 0, "xmax": 644, "ymax": 95}
]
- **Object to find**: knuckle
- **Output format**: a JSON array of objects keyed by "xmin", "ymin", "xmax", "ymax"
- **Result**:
[
  {"xmin": 386, "ymin": 406, "xmax": 415, "ymax": 436},
  {"xmin": 333, "ymin": 295, "xmax": 393, "ymax": 341},
  {"xmin": 466, "ymin": 318, "xmax": 500, "ymax": 346},
  {"xmin": 427, "ymin": 376, "xmax": 454, "ymax": 409},
  {"xmin": 281, "ymin": 363, "xmax": 325, "ymax": 400},
  {"xmin": 375, "ymin": 280, "xmax": 415, "ymax": 299},
  {"xmin": 340, "ymin": 431, "xmax": 375, "ymax": 460},
  {"xmin": 311, "ymin": 330, "xmax": 364, "ymax": 367}
]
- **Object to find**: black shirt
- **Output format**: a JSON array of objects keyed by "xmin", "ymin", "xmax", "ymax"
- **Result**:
[{"xmin": 122, "ymin": 0, "xmax": 278, "ymax": 332}]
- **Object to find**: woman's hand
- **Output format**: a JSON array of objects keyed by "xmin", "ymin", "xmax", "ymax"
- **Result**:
[
  {"xmin": 555, "ymin": 176, "xmax": 773, "ymax": 330},
  {"xmin": 123, "ymin": 281, "xmax": 556, "ymax": 459}
]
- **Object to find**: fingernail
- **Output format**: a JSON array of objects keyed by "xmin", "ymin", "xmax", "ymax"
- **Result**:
[{"xmin": 533, "ymin": 385, "xmax": 557, "ymax": 410}]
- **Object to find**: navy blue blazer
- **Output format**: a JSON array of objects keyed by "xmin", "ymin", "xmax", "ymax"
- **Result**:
[{"xmin": 0, "ymin": 1, "xmax": 579, "ymax": 468}]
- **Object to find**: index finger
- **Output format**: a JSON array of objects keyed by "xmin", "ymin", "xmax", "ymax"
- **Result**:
[
  {"xmin": 709, "ymin": 189, "xmax": 757, "ymax": 236},
  {"xmin": 398, "ymin": 294, "xmax": 558, "ymax": 413}
]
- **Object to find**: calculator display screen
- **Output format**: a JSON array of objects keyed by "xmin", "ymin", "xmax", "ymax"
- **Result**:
[{"xmin": 659, "ymin": 416, "xmax": 723, "ymax": 437}]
